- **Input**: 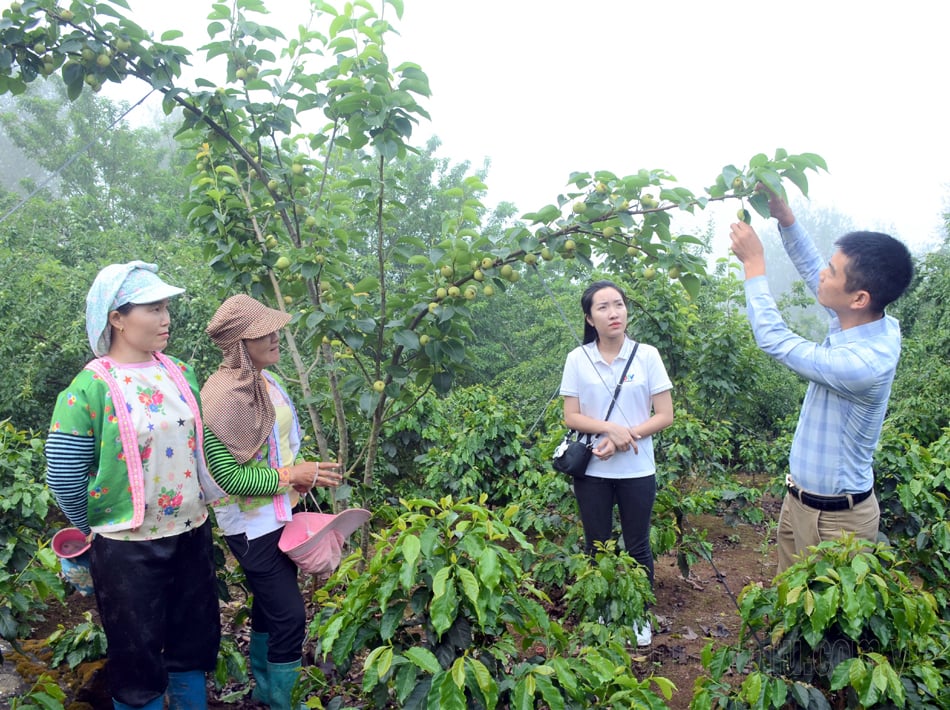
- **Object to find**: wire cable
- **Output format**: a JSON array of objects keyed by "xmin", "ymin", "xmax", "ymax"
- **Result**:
[{"xmin": 0, "ymin": 89, "xmax": 155, "ymax": 227}]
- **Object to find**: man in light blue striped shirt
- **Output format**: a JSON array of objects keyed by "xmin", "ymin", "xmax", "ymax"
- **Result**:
[{"xmin": 730, "ymin": 190, "xmax": 913, "ymax": 573}]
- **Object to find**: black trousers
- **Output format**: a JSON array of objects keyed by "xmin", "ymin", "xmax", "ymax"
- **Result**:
[
  {"xmin": 573, "ymin": 474, "xmax": 656, "ymax": 585},
  {"xmin": 90, "ymin": 521, "xmax": 220, "ymax": 706},
  {"xmin": 225, "ymin": 526, "xmax": 305, "ymax": 663}
]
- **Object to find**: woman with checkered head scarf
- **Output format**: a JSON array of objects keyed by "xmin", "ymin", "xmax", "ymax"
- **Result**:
[
  {"xmin": 45, "ymin": 262, "xmax": 220, "ymax": 710},
  {"xmin": 201, "ymin": 294, "xmax": 343, "ymax": 709}
]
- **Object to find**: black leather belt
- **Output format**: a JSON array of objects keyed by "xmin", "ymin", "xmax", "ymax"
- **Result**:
[{"xmin": 787, "ymin": 484, "xmax": 873, "ymax": 512}]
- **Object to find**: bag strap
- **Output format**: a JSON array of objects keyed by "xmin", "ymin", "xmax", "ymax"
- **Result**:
[
  {"xmin": 603, "ymin": 341, "xmax": 639, "ymax": 422},
  {"xmin": 569, "ymin": 341, "xmax": 639, "ymax": 447}
]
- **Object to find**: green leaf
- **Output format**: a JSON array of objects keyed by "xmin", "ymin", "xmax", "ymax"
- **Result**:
[
  {"xmin": 739, "ymin": 671, "xmax": 763, "ymax": 705},
  {"xmin": 429, "ymin": 578, "xmax": 458, "ymax": 636},
  {"xmin": 851, "ymin": 553, "xmax": 870, "ymax": 583},
  {"xmin": 882, "ymin": 661, "xmax": 904, "ymax": 704},
  {"xmin": 432, "ymin": 565, "xmax": 451, "ymax": 598},
  {"xmin": 749, "ymin": 190, "xmax": 771, "ymax": 218},
  {"xmin": 809, "ymin": 585, "xmax": 838, "ymax": 635},
  {"xmin": 767, "ymin": 677, "xmax": 787, "ymax": 708},
  {"xmin": 859, "ymin": 670, "xmax": 882, "ymax": 707},
  {"xmin": 751, "ymin": 166, "xmax": 783, "ymax": 196},
  {"xmin": 328, "ymin": 36, "xmax": 357, "ymax": 53},
  {"xmin": 549, "ymin": 657, "xmax": 579, "ymax": 697},
  {"xmin": 790, "ymin": 682, "xmax": 810, "ymax": 707},
  {"xmin": 535, "ymin": 675, "xmax": 565, "ymax": 710},
  {"xmin": 387, "ymin": 0, "xmax": 406, "ymax": 19},
  {"xmin": 404, "ymin": 646, "xmax": 442, "ymax": 674},
  {"xmin": 379, "ymin": 601, "xmax": 406, "ymax": 640},
  {"xmin": 522, "ymin": 205, "xmax": 561, "ymax": 224},
  {"xmin": 780, "ymin": 167, "xmax": 809, "ymax": 196},
  {"xmin": 363, "ymin": 644, "xmax": 386, "ymax": 668},
  {"xmin": 467, "ymin": 657, "xmax": 498, "ymax": 709},
  {"xmin": 376, "ymin": 646, "xmax": 394, "ymax": 679},
  {"xmin": 799, "ymin": 152, "xmax": 829, "ymax": 170},
  {"xmin": 512, "ymin": 674, "xmax": 536, "ymax": 710},
  {"xmin": 433, "ymin": 670, "xmax": 466, "ymax": 710},
  {"xmin": 650, "ymin": 676, "xmax": 676, "ymax": 700},
  {"xmin": 720, "ymin": 164, "xmax": 741, "ymax": 185},
  {"xmin": 476, "ymin": 546, "xmax": 501, "ymax": 590},
  {"xmin": 393, "ymin": 662, "xmax": 419, "ymax": 704},
  {"xmin": 455, "ymin": 566, "xmax": 479, "ymax": 608},
  {"xmin": 837, "ymin": 657, "xmax": 866, "ymax": 691},
  {"xmin": 31, "ymin": 688, "xmax": 68, "ymax": 710},
  {"xmin": 678, "ymin": 273, "xmax": 700, "ymax": 300},
  {"xmin": 65, "ymin": 75, "xmax": 83, "ymax": 100},
  {"xmin": 870, "ymin": 661, "xmax": 888, "ymax": 692},
  {"xmin": 449, "ymin": 656, "xmax": 465, "ymax": 688},
  {"xmin": 319, "ymin": 614, "xmax": 344, "ymax": 655}
]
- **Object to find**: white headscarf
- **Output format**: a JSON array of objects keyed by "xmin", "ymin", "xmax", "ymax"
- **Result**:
[{"xmin": 85, "ymin": 261, "xmax": 185, "ymax": 357}]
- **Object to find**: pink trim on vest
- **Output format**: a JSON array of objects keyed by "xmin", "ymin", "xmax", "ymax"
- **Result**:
[
  {"xmin": 262, "ymin": 371, "xmax": 296, "ymax": 523},
  {"xmin": 153, "ymin": 353, "xmax": 215, "ymax": 502},
  {"xmin": 84, "ymin": 358, "xmax": 148, "ymax": 529},
  {"xmin": 267, "ymin": 425, "xmax": 293, "ymax": 523}
]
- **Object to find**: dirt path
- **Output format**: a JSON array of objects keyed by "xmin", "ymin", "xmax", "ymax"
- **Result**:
[
  {"xmin": 0, "ymin": 641, "xmax": 25, "ymax": 706},
  {"xmin": 645, "ymin": 512, "xmax": 777, "ymax": 709}
]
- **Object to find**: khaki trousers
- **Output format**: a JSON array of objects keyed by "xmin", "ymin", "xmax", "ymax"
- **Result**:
[{"xmin": 776, "ymin": 489, "xmax": 880, "ymax": 575}]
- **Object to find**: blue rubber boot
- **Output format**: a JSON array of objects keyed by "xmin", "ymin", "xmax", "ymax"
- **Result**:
[
  {"xmin": 113, "ymin": 695, "xmax": 163, "ymax": 710},
  {"xmin": 249, "ymin": 631, "xmax": 271, "ymax": 703},
  {"xmin": 166, "ymin": 670, "xmax": 208, "ymax": 710},
  {"xmin": 267, "ymin": 659, "xmax": 303, "ymax": 710}
]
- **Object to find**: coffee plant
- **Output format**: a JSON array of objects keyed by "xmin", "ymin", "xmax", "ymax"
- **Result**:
[
  {"xmin": 561, "ymin": 542, "xmax": 654, "ymax": 648},
  {"xmin": 875, "ymin": 424, "xmax": 950, "ymax": 614},
  {"xmin": 691, "ymin": 536, "xmax": 950, "ymax": 709},
  {"xmin": 0, "ymin": 421, "xmax": 68, "ymax": 659},
  {"xmin": 41, "ymin": 611, "xmax": 106, "ymax": 673},
  {"xmin": 307, "ymin": 495, "xmax": 674, "ymax": 708}
]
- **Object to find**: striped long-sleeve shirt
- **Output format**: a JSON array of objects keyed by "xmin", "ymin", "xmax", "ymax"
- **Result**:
[
  {"xmin": 45, "ymin": 432, "xmax": 97, "ymax": 534},
  {"xmin": 202, "ymin": 426, "xmax": 286, "ymax": 497}
]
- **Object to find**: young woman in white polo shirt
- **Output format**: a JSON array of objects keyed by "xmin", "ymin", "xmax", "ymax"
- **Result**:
[{"xmin": 558, "ymin": 280, "xmax": 674, "ymax": 646}]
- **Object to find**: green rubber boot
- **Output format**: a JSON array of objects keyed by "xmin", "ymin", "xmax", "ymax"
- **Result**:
[
  {"xmin": 113, "ymin": 695, "xmax": 163, "ymax": 710},
  {"xmin": 166, "ymin": 670, "xmax": 208, "ymax": 710},
  {"xmin": 266, "ymin": 658, "xmax": 303, "ymax": 710},
  {"xmin": 249, "ymin": 631, "xmax": 271, "ymax": 704}
]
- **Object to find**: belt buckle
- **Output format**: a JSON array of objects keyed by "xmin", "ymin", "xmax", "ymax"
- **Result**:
[{"xmin": 787, "ymin": 482, "xmax": 802, "ymax": 502}]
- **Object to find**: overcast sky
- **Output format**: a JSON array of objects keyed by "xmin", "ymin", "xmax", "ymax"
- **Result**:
[{"xmin": 118, "ymin": 0, "xmax": 950, "ymax": 255}]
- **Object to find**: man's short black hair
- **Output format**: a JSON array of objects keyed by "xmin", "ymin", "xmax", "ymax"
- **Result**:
[{"xmin": 835, "ymin": 231, "xmax": 914, "ymax": 313}]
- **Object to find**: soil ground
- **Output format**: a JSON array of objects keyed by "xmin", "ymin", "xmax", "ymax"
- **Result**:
[
  {"xmin": 3, "ymin": 503, "xmax": 781, "ymax": 710},
  {"xmin": 646, "ymin": 508, "xmax": 779, "ymax": 709}
]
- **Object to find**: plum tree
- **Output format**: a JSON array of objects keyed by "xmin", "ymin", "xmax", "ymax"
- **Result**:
[{"xmin": 0, "ymin": 0, "xmax": 825, "ymax": 521}]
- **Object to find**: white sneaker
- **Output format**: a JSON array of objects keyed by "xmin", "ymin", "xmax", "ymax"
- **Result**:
[{"xmin": 632, "ymin": 621, "xmax": 652, "ymax": 647}]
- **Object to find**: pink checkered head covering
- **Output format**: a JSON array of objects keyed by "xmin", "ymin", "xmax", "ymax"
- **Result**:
[{"xmin": 201, "ymin": 295, "xmax": 292, "ymax": 463}]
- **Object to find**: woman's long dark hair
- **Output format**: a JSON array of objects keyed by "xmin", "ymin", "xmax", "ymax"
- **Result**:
[{"xmin": 580, "ymin": 280, "xmax": 627, "ymax": 344}]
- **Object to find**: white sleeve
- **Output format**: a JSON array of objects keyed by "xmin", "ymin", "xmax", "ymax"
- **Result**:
[
  {"xmin": 644, "ymin": 345, "xmax": 673, "ymax": 395},
  {"xmin": 559, "ymin": 347, "xmax": 582, "ymax": 397}
]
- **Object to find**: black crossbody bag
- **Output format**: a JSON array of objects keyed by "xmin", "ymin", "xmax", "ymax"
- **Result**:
[{"xmin": 552, "ymin": 342, "xmax": 639, "ymax": 478}]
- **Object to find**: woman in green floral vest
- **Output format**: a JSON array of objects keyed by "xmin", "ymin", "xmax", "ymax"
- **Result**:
[{"xmin": 45, "ymin": 262, "xmax": 220, "ymax": 710}]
